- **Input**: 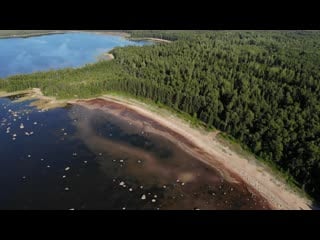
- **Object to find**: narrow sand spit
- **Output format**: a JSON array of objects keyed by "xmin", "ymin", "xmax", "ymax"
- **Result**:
[
  {"xmin": 71, "ymin": 96, "xmax": 312, "ymax": 210},
  {"xmin": 0, "ymin": 88, "xmax": 68, "ymax": 110}
]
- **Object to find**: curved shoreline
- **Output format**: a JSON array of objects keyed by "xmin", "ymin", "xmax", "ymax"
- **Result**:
[
  {"xmin": 0, "ymin": 89, "xmax": 313, "ymax": 210},
  {"xmin": 0, "ymin": 89, "xmax": 313, "ymax": 209},
  {"xmin": 70, "ymin": 95, "xmax": 312, "ymax": 210}
]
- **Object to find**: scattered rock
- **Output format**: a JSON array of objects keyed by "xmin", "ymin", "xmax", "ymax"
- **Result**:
[
  {"xmin": 65, "ymin": 167, "xmax": 70, "ymax": 171},
  {"xmin": 152, "ymin": 199, "xmax": 156, "ymax": 203},
  {"xmin": 65, "ymin": 187, "xmax": 69, "ymax": 191},
  {"xmin": 141, "ymin": 194, "xmax": 146, "ymax": 200},
  {"xmin": 129, "ymin": 188, "xmax": 133, "ymax": 192}
]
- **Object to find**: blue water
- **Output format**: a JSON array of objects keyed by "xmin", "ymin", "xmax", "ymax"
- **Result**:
[{"xmin": 0, "ymin": 32, "xmax": 149, "ymax": 78}]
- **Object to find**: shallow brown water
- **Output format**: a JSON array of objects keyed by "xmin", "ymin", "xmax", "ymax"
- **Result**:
[{"xmin": 73, "ymin": 99, "xmax": 271, "ymax": 210}]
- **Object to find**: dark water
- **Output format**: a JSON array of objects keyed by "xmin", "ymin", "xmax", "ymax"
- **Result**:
[
  {"xmin": 0, "ymin": 97, "xmax": 270, "ymax": 210},
  {"xmin": 0, "ymin": 32, "xmax": 150, "ymax": 78}
]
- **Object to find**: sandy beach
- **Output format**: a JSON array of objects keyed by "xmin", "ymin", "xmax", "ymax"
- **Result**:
[
  {"xmin": 0, "ymin": 88, "xmax": 313, "ymax": 209},
  {"xmin": 72, "ymin": 95, "xmax": 312, "ymax": 210}
]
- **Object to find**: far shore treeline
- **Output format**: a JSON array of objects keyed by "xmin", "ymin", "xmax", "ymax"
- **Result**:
[{"xmin": 1, "ymin": 30, "xmax": 320, "ymax": 202}]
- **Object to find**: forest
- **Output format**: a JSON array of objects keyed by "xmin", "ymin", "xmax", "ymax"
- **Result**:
[{"xmin": 1, "ymin": 30, "xmax": 320, "ymax": 200}]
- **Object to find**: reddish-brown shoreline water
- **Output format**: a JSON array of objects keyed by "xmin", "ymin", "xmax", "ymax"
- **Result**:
[{"xmin": 74, "ymin": 98, "xmax": 272, "ymax": 209}]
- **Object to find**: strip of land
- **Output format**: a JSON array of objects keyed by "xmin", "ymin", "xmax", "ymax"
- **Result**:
[
  {"xmin": 0, "ymin": 30, "xmax": 67, "ymax": 39},
  {"xmin": 128, "ymin": 37, "xmax": 172, "ymax": 43}
]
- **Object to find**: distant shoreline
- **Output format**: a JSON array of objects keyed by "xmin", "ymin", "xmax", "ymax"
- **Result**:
[
  {"xmin": 128, "ymin": 37, "xmax": 172, "ymax": 43},
  {"xmin": 0, "ymin": 31, "xmax": 172, "ymax": 44},
  {"xmin": 0, "ymin": 30, "xmax": 67, "ymax": 39},
  {"xmin": 0, "ymin": 30, "xmax": 130, "ymax": 39}
]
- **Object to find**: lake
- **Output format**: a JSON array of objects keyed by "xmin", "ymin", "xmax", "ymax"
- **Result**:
[
  {"xmin": 0, "ymin": 33, "xmax": 270, "ymax": 209},
  {"xmin": 0, "ymin": 32, "xmax": 150, "ymax": 78},
  {"xmin": 0, "ymin": 96, "xmax": 270, "ymax": 209}
]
